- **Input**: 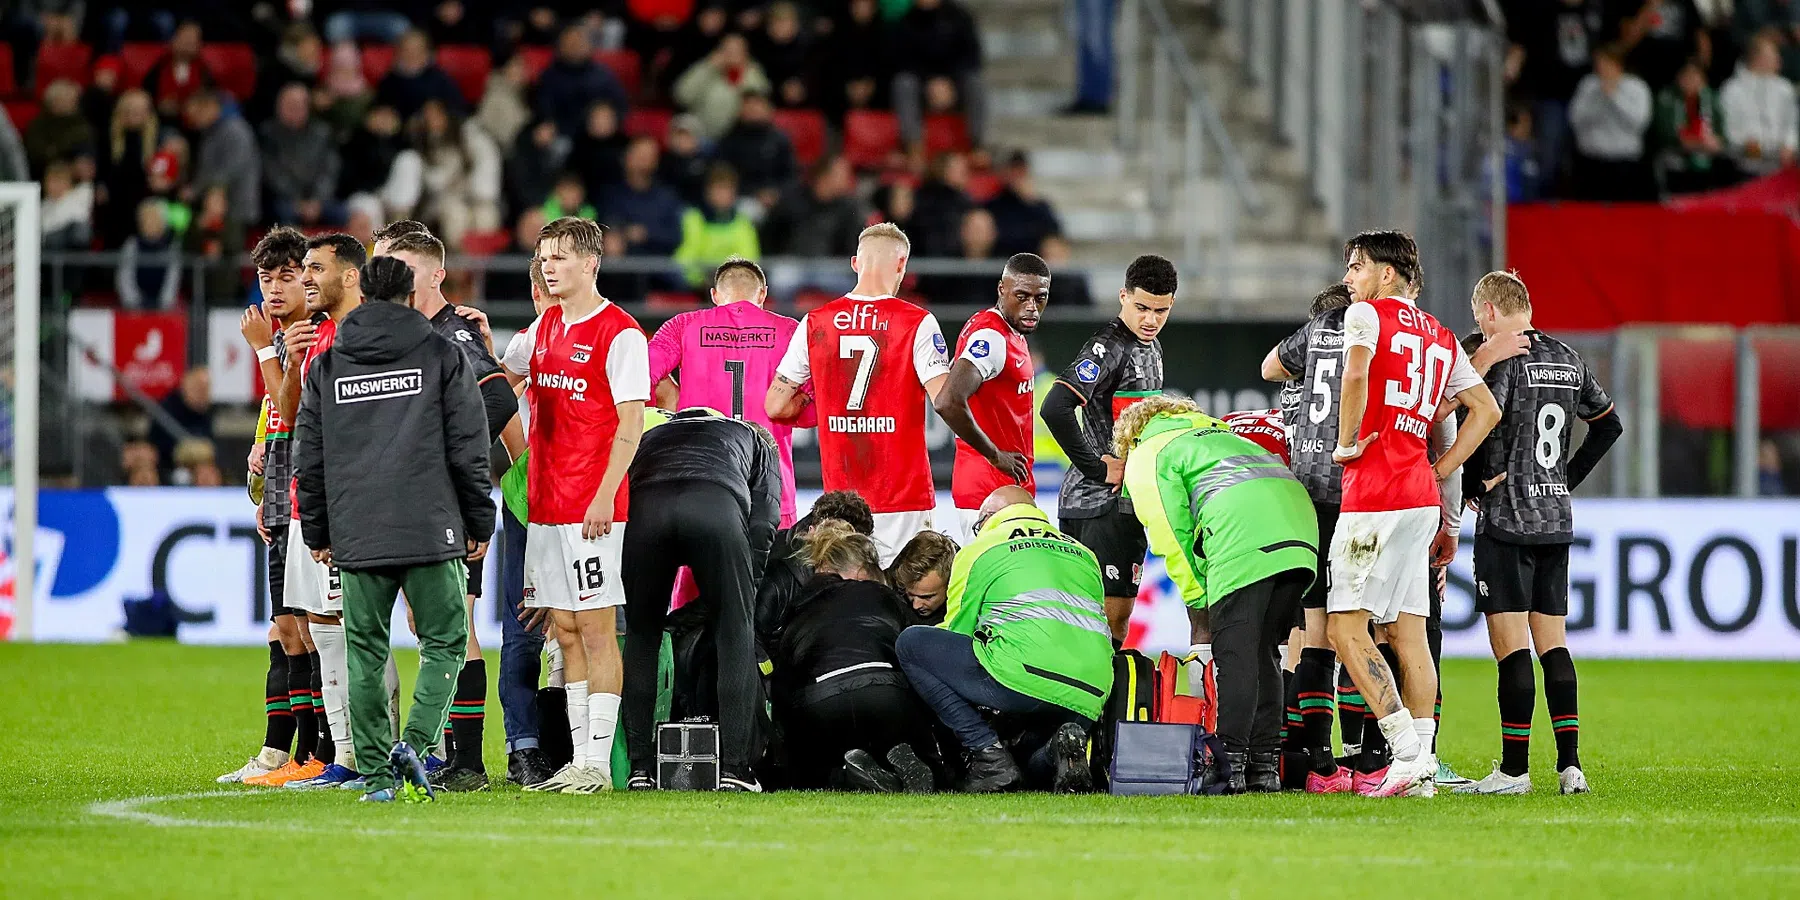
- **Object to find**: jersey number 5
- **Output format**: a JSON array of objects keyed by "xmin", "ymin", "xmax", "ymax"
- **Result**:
[
  {"xmin": 1382, "ymin": 333, "xmax": 1453, "ymax": 419},
  {"xmin": 839, "ymin": 334, "xmax": 879, "ymax": 411},
  {"xmin": 1308, "ymin": 357, "xmax": 1337, "ymax": 425}
]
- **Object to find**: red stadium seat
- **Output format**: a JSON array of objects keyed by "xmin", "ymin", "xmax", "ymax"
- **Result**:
[
  {"xmin": 361, "ymin": 44, "xmax": 395, "ymax": 84},
  {"xmin": 923, "ymin": 114, "xmax": 970, "ymax": 156},
  {"xmin": 437, "ymin": 44, "xmax": 492, "ymax": 107},
  {"xmin": 34, "ymin": 41, "xmax": 93, "ymax": 93},
  {"xmin": 965, "ymin": 171, "xmax": 1002, "ymax": 203},
  {"xmin": 595, "ymin": 49, "xmax": 641, "ymax": 100},
  {"xmin": 3, "ymin": 100, "xmax": 40, "ymax": 132},
  {"xmin": 842, "ymin": 110, "xmax": 900, "ymax": 171},
  {"xmin": 517, "ymin": 46, "xmax": 554, "ymax": 83},
  {"xmin": 200, "ymin": 43, "xmax": 257, "ymax": 100},
  {"xmin": 624, "ymin": 108, "xmax": 672, "ymax": 143},
  {"xmin": 0, "ymin": 44, "xmax": 15, "ymax": 96},
  {"xmin": 647, "ymin": 291, "xmax": 701, "ymax": 311},
  {"xmin": 461, "ymin": 229, "xmax": 511, "ymax": 256},
  {"xmin": 119, "ymin": 42, "xmax": 162, "ymax": 88},
  {"xmin": 772, "ymin": 109, "xmax": 826, "ymax": 167}
]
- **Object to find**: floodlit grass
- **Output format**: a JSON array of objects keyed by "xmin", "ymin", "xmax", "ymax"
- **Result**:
[{"xmin": 1, "ymin": 643, "xmax": 1796, "ymax": 898}]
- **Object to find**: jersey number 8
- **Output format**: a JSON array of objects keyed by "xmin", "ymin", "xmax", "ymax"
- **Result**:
[
  {"xmin": 839, "ymin": 334, "xmax": 880, "ymax": 411},
  {"xmin": 1536, "ymin": 402, "xmax": 1566, "ymax": 469},
  {"xmin": 1383, "ymin": 333, "xmax": 1454, "ymax": 419}
]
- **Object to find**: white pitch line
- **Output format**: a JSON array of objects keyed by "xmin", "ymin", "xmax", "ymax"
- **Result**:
[{"xmin": 81, "ymin": 791, "xmax": 1800, "ymax": 876}]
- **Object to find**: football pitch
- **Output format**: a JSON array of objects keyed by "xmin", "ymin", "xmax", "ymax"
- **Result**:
[{"xmin": 2, "ymin": 643, "xmax": 1796, "ymax": 898}]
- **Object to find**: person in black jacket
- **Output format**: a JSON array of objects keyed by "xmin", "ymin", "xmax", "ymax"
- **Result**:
[
  {"xmin": 620, "ymin": 407, "xmax": 784, "ymax": 792},
  {"xmin": 754, "ymin": 489, "xmax": 876, "ymax": 649},
  {"xmin": 294, "ymin": 255, "xmax": 495, "ymax": 803},
  {"xmin": 773, "ymin": 520, "xmax": 941, "ymax": 792}
]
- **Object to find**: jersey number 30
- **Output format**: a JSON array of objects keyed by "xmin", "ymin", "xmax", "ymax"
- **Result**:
[
  {"xmin": 839, "ymin": 334, "xmax": 879, "ymax": 411},
  {"xmin": 1383, "ymin": 333, "xmax": 1453, "ymax": 419}
]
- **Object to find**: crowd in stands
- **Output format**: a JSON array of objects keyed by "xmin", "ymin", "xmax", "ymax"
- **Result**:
[
  {"xmin": 2, "ymin": 0, "xmax": 1078, "ymax": 308},
  {"xmin": 1502, "ymin": 0, "xmax": 1798, "ymax": 202}
]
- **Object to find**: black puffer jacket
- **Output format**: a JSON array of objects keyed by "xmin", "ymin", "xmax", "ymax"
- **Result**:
[
  {"xmin": 295, "ymin": 301, "xmax": 495, "ymax": 568},
  {"xmin": 773, "ymin": 574, "xmax": 914, "ymax": 706}
]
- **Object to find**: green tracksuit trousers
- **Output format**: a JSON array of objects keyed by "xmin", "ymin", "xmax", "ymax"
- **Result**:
[{"xmin": 342, "ymin": 560, "xmax": 469, "ymax": 792}]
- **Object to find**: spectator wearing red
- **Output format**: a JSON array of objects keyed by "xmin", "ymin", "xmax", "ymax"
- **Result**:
[
  {"xmin": 625, "ymin": 0, "xmax": 696, "ymax": 82},
  {"xmin": 986, "ymin": 150, "xmax": 1062, "ymax": 259},
  {"xmin": 1653, "ymin": 59, "xmax": 1729, "ymax": 193},
  {"xmin": 713, "ymin": 90, "xmax": 798, "ymax": 211},
  {"xmin": 260, "ymin": 82, "xmax": 345, "ymax": 227},
  {"xmin": 600, "ymin": 135, "xmax": 685, "ymax": 257},
  {"xmin": 811, "ymin": 0, "xmax": 896, "ymax": 124},
  {"xmin": 753, "ymin": 1, "xmax": 813, "ymax": 108},
  {"xmin": 910, "ymin": 150, "xmax": 975, "ymax": 257},
  {"xmin": 892, "ymin": 0, "xmax": 986, "ymax": 151},
  {"xmin": 143, "ymin": 20, "xmax": 217, "ymax": 120},
  {"xmin": 675, "ymin": 32, "xmax": 772, "ymax": 140},
  {"xmin": 377, "ymin": 29, "xmax": 467, "ymax": 119},
  {"xmin": 535, "ymin": 24, "xmax": 632, "ymax": 142},
  {"xmin": 760, "ymin": 154, "xmax": 868, "ymax": 257}
]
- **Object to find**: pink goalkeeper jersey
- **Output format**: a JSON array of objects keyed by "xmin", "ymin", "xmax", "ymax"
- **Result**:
[{"xmin": 648, "ymin": 301, "xmax": 808, "ymax": 525}]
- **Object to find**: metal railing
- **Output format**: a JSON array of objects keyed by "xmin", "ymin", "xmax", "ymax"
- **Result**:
[{"xmin": 1115, "ymin": 0, "xmax": 1266, "ymax": 296}]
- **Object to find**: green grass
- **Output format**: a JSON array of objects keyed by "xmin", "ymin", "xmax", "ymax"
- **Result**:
[{"xmin": 2, "ymin": 643, "xmax": 1797, "ymax": 898}]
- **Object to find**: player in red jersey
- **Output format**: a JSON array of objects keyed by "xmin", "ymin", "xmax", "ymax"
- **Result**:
[
  {"xmin": 934, "ymin": 253, "xmax": 1049, "ymax": 541},
  {"xmin": 500, "ymin": 217, "xmax": 649, "ymax": 794},
  {"xmin": 765, "ymin": 223, "xmax": 959, "ymax": 565},
  {"xmin": 1328, "ymin": 231, "xmax": 1499, "ymax": 797}
]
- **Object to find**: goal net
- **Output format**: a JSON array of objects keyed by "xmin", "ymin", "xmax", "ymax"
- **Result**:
[{"xmin": 1, "ymin": 183, "xmax": 41, "ymax": 641}]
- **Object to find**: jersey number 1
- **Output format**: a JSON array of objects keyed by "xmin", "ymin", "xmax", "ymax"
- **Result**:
[
  {"xmin": 839, "ymin": 334, "xmax": 879, "ymax": 411},
  {"xmin": 722, "ymin": 359, "xmax": 745, "ymax": 418},
  {"xmin": 1383, "ymin": 333, "xmax": 1453, "ymax": 419}
]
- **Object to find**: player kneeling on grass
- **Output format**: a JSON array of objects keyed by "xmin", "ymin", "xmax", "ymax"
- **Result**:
[
  {"xmin": 895, "ymin": 486, "xmax": 1112, "ymax": 794},
  {"xmin": 1116, "ymin": 396, "xmax": 1319, "ymax": 794},
  {"xmin": 294, "ymin": 256, "xmax": 497, "ymax": 803}
]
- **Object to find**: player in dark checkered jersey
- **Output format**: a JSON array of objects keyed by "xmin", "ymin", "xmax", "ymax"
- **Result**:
[{"xmin": 1455, "ymin": 271, "xmax": 1621, "ymax": 796}]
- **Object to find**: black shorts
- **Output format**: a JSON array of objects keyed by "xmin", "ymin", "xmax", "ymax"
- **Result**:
[
  {"xmin": 466, "ymin": 556, "xmax": 483, "ymax": 597},
  {"xmin": 1302, "ymin": 502, "xmax": 1339, "ymax": 611},
  {"xmin": 1061, "ymin": 509, "xmax": 1149, "ymax": 598},
  {"xmin": 268, "ymin": 524, "xmax": 297, "ymax": 620},
  {"xmin": 1473, "ymin": 534, "xmax": 1570, "ymax": 616}
]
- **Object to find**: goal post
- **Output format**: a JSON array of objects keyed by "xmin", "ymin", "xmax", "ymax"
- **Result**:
[{"xmin": 1, "ymin": 182, "xmax": 40, "ymax": 641}]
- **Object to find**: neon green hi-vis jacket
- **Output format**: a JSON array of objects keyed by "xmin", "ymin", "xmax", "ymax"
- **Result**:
[
  {"xmin": 1122, "ymin": 411, "xmax": 1318, "ymax": 610},
  {"xmin": 942, "ymin": 504, "xmax": 1114, "ymax": 720}
]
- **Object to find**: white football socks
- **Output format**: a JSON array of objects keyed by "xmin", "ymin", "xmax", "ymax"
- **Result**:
[
  {"xmin": 1377, "ymin": 708, "xmax": 1421, "ymax": 762},
  {"xmin": 565, "ymin": 680, "xmax": 590, "ymax": 768},
  {"xmin": 588, "ymin": 692, "xmax": 621, "ymax": 772},
  {"xmin": 1414, "ymin": 717, "xmax": 1438, "ymax": 757},
  {"xmin": 547, "ymin": 641, "xmax": 566, "ymax": 688},
  {"xmin": 311, "ymin": 622, "xmax": 355, "ymax": 765}
]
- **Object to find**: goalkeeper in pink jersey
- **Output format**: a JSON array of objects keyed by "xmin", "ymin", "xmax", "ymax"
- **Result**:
[{"xmin": 648, "ymin": 258, "xmax": 812, "ymax": 527}]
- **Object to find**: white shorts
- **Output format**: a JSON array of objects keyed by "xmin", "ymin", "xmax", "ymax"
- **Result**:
[
  {"xmin": 954, "ymin": 508, "xmax": 982, "ymax": 545},
  {"xmin": 524, "ymin": 522, "xmax": 627, "ymax": 611},
  {"xmin": 1327, "ymin": 507, "xmax": 1438, "ymax": 625},
  {"xmin": 283, "ymin": 523, "xmax": 343, "ymax": 615},
  {"xmin": 871, "ymin": 510, "xmax": 934, "ymax": 568}
]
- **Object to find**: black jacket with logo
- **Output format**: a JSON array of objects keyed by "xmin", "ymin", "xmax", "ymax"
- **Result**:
[
  {"xmin": 428, "ymin": 303, "xmax": 517, "ymax": 443},
  {"xmin": 295, "ymin": 301, "xmax": 496, "ymax": 569}
]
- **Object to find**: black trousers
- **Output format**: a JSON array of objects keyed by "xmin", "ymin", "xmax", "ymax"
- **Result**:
[
  {"xmin": 779, "ymin": 680, "xmax": 934, "ymax": 789},
  {"xmin": 1210, "ymin": 569, "xmax": 1309, "ymax": 755},
  {"xmin": 621, "ymin": 482, "xmax": 760, "ymax": 770}
]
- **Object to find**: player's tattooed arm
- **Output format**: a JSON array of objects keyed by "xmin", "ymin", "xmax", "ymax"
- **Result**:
[{"xmin": 765, "ymin": 373, "xmax": 809, "ymax": 423}]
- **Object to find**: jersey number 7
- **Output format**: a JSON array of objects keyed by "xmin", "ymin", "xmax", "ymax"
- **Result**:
[
  {"xmin": 1383, "ymin": 333, "xmax": 1453, "ymax": 419},
  {"xmin": 839, "ymin": 334, "xmax": 879, "ymax": 411}
]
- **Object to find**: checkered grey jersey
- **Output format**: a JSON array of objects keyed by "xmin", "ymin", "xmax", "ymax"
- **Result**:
[
  {"xmin": 1474, "ymin": 330, "xmax": 1613, "ymax": 544},
  {"xmin": 1274, "ymin": 307, "xmax": 1347, "ymax": 506},
  {"xmin": 1055, "ymin": 318, "xmax": 1164, "ymax": 519},
  {"xmin": 260, "ymin": 330, "xmax": 292, "ymax": 530}
]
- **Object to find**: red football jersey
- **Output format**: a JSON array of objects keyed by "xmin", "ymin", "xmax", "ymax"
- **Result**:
[
  {"xmin": 1340, "ymin": 297, "xmax": 1476, "ymax": 513},
  {"xmin": 1224, "ymin": 409, "xmax": 1290, "ymax": 466},
  {"xmin": 777, "ymin": 294, "xmax": 951, "ymax": 514},
  {"xmin": 524, "ymin": 302, "xmax": 650, "ymax": 525},
  {"xmin": 290, "ymin": 316, "xmax": 340, "ymax": 521},
  {"xmin": 951, "ymin": 308, "xmax": 1035, "ymax": 508}
]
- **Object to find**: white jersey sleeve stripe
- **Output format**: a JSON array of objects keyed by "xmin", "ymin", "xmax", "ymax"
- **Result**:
[
  {"xmin": 502, "ymin": 316, "xmax": 539, "ymax": 376},
  {"xmin": 775, "ymin": 315, "xmax": 812, "ymax": 384}
]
